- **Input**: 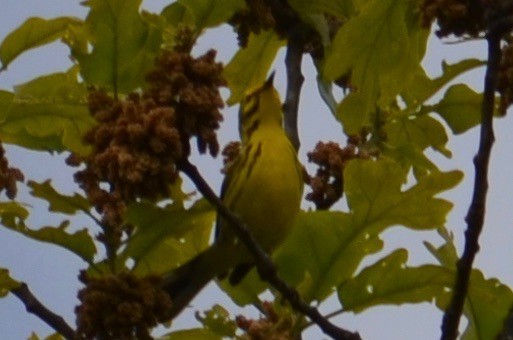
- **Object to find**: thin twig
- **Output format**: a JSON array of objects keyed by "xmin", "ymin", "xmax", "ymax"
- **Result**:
[
  {"xmin": 178, "ymin": 159, "xmax": 360, "ymax": 340},
  {"xmin": 440, "ymin": 16, "xmax": 513, "ymax": 340},
  {"xmin": 11, "ymin": 283, "xmax": 75, "ymax": 339},
  {"xmin": 283, "ymin": 28, "xmax": 305, "ymax": 151}
]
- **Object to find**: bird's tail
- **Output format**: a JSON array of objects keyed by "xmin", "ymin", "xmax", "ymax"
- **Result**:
[{"xmin": 160, "ymin": 246, "xmax": 229, "ymax": 320}]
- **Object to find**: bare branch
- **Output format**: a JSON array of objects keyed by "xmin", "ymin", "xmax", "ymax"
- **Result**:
[
  {"xmin": 11, "ymin": 283, "xmax": 75, "ymax": 339},
  {"xmin": 440, "ymin": 16, "xmax": 513, "ymax": 340},
  {"xmin": 283, "ymin": 28, "xmax": 304, "ymax": 151},
  {"xmin": 178, "ymin": 159, "xmax": 361, "ymax": 340}
]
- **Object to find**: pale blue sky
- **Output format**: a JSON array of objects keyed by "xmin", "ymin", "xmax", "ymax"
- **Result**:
[{"xmin": 1, "ymin": 1, "xmax": 512, "ymax": 339}]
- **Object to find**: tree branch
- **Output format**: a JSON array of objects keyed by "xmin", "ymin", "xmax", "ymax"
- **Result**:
[
  {"xmin": 283, "ymin": 28, "xmax": 305, "ymax": 151},
  {"xmin": 440, "ymin": 16, "xmax": 513, "ymax": 340},
  {"xmin": 11, "ymin": 283, "xmax": 75, "ymax": 339},
  {"xmin": 177, "ymin": 159, "xmax": 360, "ymax": 340}
]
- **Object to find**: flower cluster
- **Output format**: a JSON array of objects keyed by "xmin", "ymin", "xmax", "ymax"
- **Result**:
[
  {"xmin": 230, "ymin": 0, "xmax": 279, "ymax": 47},
  {"xmin": 306, "ymin": 133, "xmax": 375, "ymax": 210},
  {"xmin": 145, "ymin": 49, "xmax": 226, "ymax": 157},
  {"xmin": 75, "ymin": 271, "xmax": 172, "ymax": 340},
  {"xmin": 0, "ymin": 142, "xmax": 23, "ymax": 199},
  {"xmin": 420, "ymin": 0, "xmax": 486, "ymax": 37}
]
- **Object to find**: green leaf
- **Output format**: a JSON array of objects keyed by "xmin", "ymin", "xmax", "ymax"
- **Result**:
[
  {"xmin": 385, "ymin": 114, "xmax": 451, "ymax": 158},
  {"xmin": 123, "ymin": 199, "xmax": 215, "ymax": 274},
  {"xmin": 224, "ymin": 31, "xmax": 285, "ymax": 105},
  {"xmin": 196, "ymin": 305, "xmax": 237, "ymax": 338},
  {"xmin": 177, "ymin": 0, "xmax": 244, "ymax": 31},
  {"xmin": 217, "ymin": 268, "xmax": 266, "ymax": 306},
  {"xmin": 428, "ymin": 84, "xmax": 483, "ymax": 135},
  {"xmin": 162, "ymin": 328, "xmax": 222, "ymax": 340},
  {"xmin": 276, "ymin": 159, "xmax": 462, "ymax": 302},
  {"xmin": 161, "ymin": 2, "xmax": 195, "ymax": 27},
  {"xmin": 402, "ymin": 59, "xmax": 485, "ymax": 109},
  {"xmin": 335, "ymin": 92, "xmax": 367, "ymax": 134},
  {"xmin": 325, "ymin": 0, "xmax": 424, "ymax": 132},
  {"xmin": 0, "ymin": 17, "xmax": 82, "ymax": 69},
  {"xmin": 0, "ymin": 69, "xmax": 95, "ymax": 154},
  {"xmin": 73, "ymin": 0, "xmax": 163, "ymax": 93},
  {"xmin": 1, "ymin": 218, "xmax": 96, "ymax": 263},
  {"xmin": 338, "ymin": 249, "xmax": 453, "ymax": 313},
  {"xmin": 28, "ymin": 180, "xmax": 91, "ymax": 215},
  {"xmin": 288, "ymin": 0, "xmax": 355, "ymax": 18},
  {"xmin": 0, "ymin": 268, "xmax": 21, "ymax": 297},
  {"xmin": 425, "ymin": 228, "xmax": 513, "ymax": 340}
]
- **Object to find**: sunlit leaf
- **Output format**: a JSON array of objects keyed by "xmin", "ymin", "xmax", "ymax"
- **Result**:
[
  {"xmin": 161, "ymin": 1, "xmax": 193, "ymax": 25},
  {"xmin": 1, "ymin": 218, "xmax": 96, "ymax": 263},
  {"xmin": 276, "ymin": 159, "xmax": 462, "ymax": 302},
  {"xmin": 428, "ymin": 84, "xmax": 483, "ymax": 135},
  {"xmin": 0, "ymin": 17, "xmax": 82, "ymax": 69},
  {"xmin": 224, "ymin": 31, "xmax": 284, "ymax": 105},
  {"xmin": 28, "ymin": 180, "xmax": 91, "ymax": 215},
  {"xmin": 402, "ymin": 59, "xmax": 485, "ymax": 108},
  {"xmin": 386, "ymin": 114, "xmax": 451, "ymax": 158},
  {"xmin": 325, "ymin": 0, "xmax": 424, "ymax": 133},
  {"xmin": 177, "ymin": 0, "xmax": 244, "ymax": 31},
  {"xmin": 288, "ymin": 0, "xmax": 355, "ymax": 18},
  {"xmin": 217, "ymin": 268, "xmax": 266, "ymax": 306},
  {"xmin": 123, "ymin": 199, "xmax": 215, "ymax": 274},
  {"xmin": 425, "ymin": 228, "xmax": 513, "ymax": 340},
  {"xmin": 73, "ymin": 0, "xmax": 163, "ymax": 92},
  {"xmin": 0, "ymin": 268, "xmax": 20, "ymax": 297},
  {"xmin": 197, "ymin": 304, "xmax": 237, "ymax": 338},
  {"xmin": 0, "ymin": 69, "xmax": 94, "ymax": 154},
  {"xmin": 162, "ymin": 328, "xmax": 222, "ymax": 340},
  {"xmin": 338, "ymin": 249, "xmax": 453, "ymax": 312}
]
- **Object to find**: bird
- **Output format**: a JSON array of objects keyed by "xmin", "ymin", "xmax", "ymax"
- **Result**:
[{"xmin": 162, "ymin": 73, "xmax": 304, "ymax": 319}]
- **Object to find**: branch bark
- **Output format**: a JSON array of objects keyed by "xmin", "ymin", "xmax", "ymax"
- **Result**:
[
  {"xmin": 178, "ymin": 159, "xmax": 360, "ymax": 340},
  {"xmin": 11, "ymin": 283, "xmax": 75, "ymax": 339},
  {"xmin": 283, "ymin": 28, "xmax": 304, "ymax": 151},
  {"xmin": 440, "ymin": 16, "xmax": 513, "ymax": 340}
]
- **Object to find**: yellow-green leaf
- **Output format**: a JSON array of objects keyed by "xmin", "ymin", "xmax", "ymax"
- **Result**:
[
  {"xmin": 162, "ymin": 329, "xmax": 222, "ymax": 340},
  {"xmin": 0, "ymin": 17, "xmax": 82, "ymax": 69},
  {"xmin": 276, "ymin": 159, "xmax": 462, "ymax": 301},
  {"xmin": 402, "ymin": 59, "xmax": 485, "ymax": 109},
  {"xmin": 429, "ymin": 84, "xmax": 484, "ymax": 135},
  {"xmin": 224, "ymin": 31, "xmax": 284, "ymax": 105},
  {"xmin": 1, "ymin": 219, "xmax": 96, "ymax": 263},
  {"xmin": 0, "ymin": 69, "xmax": 94, "ymax": 154},
  {"xmin": 425, "ymin": 229, "xmax": 513, "ymax": 340},
  {"xmin": 288, "ymin": 0, "xmax": 355, "ymax": 18},
  {"xmin": 197, "ymin": 305, "xmax": 237, "ymax": 338},
  {"xmin": 217, "ymin": 268, "xmax": 266, "ymax": 306},
  {"xmin": 123, "ymin": 199, "xmax": 215, "ymax": 274},
  {"xmin": 74, "ymin": 0, "xmax": 163, "ymax": 92},
  {"xmin": 338, "ymin": 249, "xmax": 453, "ymax": 313},
  {"xmin": 385, "ymin": 114, "xmax": 451, "ymax": 158},
  {"xmin": 325, "ymin": 0, "xmax": 423, "ymax": 132},
  {"xmin": 177, "ymin": 0, "xmax": 244, "ymax": 31},
  {"xmin": 0, "ymin": 268, "xmax": 21, "ymax": 297},
  {"xmin": 28, "ymin": 180, "xmax": 91, "ymax": 215}
]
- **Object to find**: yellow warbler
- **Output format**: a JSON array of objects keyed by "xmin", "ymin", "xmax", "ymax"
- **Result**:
[{"xmin": 162, "ymin": 73, "xmax": 303, "ymax": 318}]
